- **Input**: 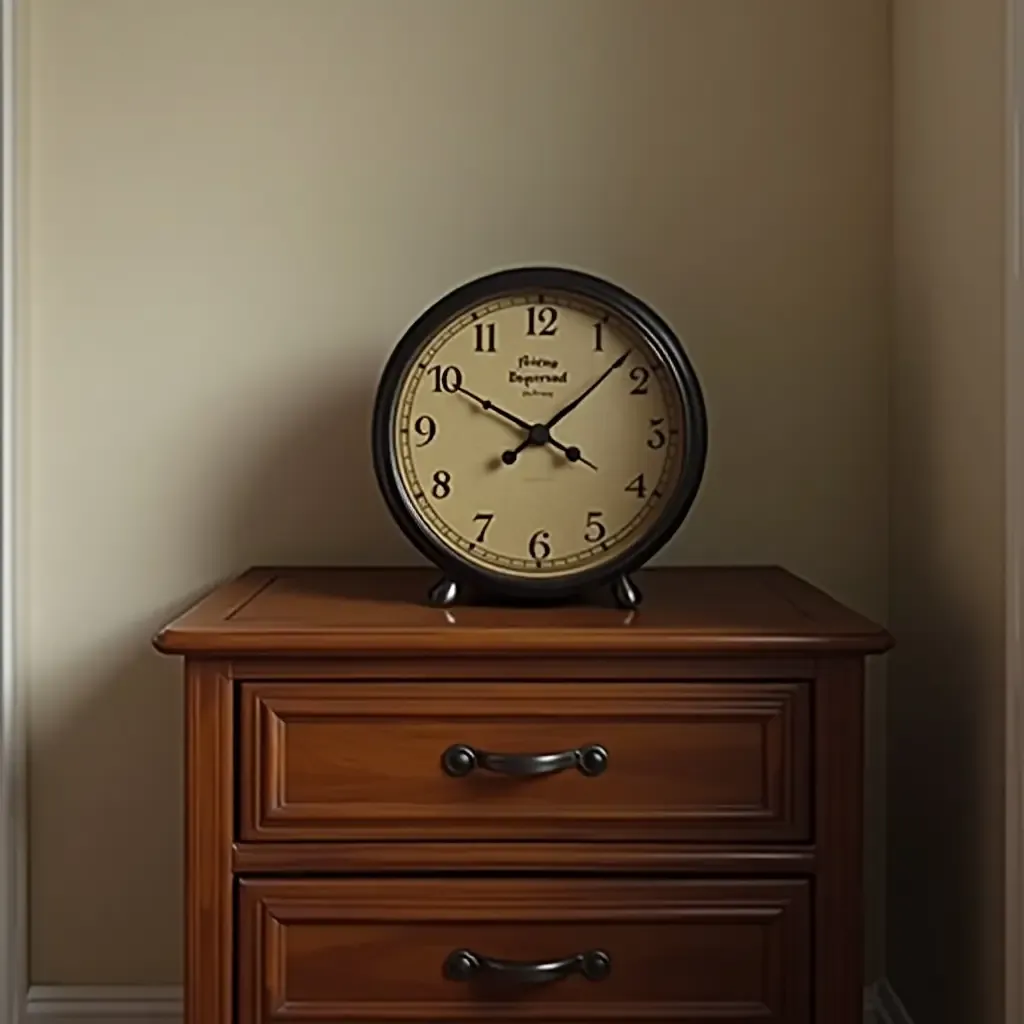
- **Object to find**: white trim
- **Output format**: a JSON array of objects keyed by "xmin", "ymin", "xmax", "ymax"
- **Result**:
[
  {"xmin": 1, "ymin": 1, "xmax": 24, "ymax": 1023},
  {"xmin": 25, "ymin": 988, "xmax": 182, "ymax": 1023}
]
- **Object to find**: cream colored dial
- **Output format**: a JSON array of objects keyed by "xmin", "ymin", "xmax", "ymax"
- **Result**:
[{"xmin": 393, "ymin": 290, "xmax": 686, "ymax": 579}]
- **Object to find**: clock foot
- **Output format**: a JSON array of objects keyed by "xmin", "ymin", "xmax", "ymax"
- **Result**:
[
  {"xmin": 427, "ymin": 575, "xmax": 461, "ymax": 608},
  {"xmin": 610, "ymin": 573, "xmax": 643, "ymax": 611}
]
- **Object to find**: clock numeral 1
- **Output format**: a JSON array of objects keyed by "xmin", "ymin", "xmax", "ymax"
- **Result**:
[
  {"xmin": 429, "ymin": 365, "xmax": 463, "ymax": 393},
  {"xmin": 647, "ymin": 417, "xmax": 666, "ymax": 450},
  {"xmin": 625, "ymin": 473, "xmax": 646, "ymax": 499},
  {"xmin": 526, "ymin": 305, "xmax": 558, "ymax": 336},
  {"xmin": 584, "ymin": 510, "xmax": 607, "ymax": 543},
  {"xmin": 528, "ymin": 529, "xmax": 552, "ymax": 560},
  {"xmin": 432, "ymin": 470, "xmax": 452, "ymax": 499},
  {"xmin": 472, "ymin": 512, "xmax": 494, "ymax": 543},
  {"xmin": 414, "ymin": 415, "xmax": 437, "ymax": 446},
  {"xmin": 474, "ymin": 323, "xmax": 497, "ymax": 353},
  {"xmin": 593, "ymin": 321, "xmax": 604, "ymax": 352}
]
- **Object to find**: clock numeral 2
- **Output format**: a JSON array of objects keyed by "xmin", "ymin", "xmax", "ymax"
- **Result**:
[
  {"xmin": 584, "ymin": 511, "xmax": 607, "ymax": 543},
  {"xmin": 474, "ymin": 323, "xmax": 497, "ymax": 353},
  {"xmin": 526, "ymin": 305, "xmax": 558, "ymax": 336},
  {"xmin": 629, "ymin": 366, "xmax": 650, "ymax": 395},
  {"xmin": 472, "ymin": 512, "xmax": 494, "ymax": 543},
  {"xmin": 625, "ymin": 473, "xmax": 646, "ymax": 499},
  {"xmin": 528, "ymin": 529, "xmax": 552, "ymax": 560},
  {"xmin": 414, "ymin": 415, "xmax": 437, "ymax": 446},
  {"xmin": 430, "ymin": 365, "xmax": 463, "ymax": 393},
  {"xmin": 647, "ymin": 417, "xmax": 666, "ymax": 450},
  {"xmin": 432, "ymin": 470, "xmax": 452, "ymax": 499}
]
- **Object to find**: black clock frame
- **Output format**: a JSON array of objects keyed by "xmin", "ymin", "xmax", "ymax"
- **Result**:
[{"xmin": 371, "ymin": 265, "xmax": 708, "ymax": 609}]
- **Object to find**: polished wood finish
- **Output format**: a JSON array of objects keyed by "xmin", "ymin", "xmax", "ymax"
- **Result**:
[{"xmin": 155, "ymin": 566, "xmax": 892, "ymax": 1024}]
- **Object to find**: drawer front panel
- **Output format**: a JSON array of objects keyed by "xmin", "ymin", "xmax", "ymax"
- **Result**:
[
  {"xmin": 237, "ymin": 877, "xmax": 811, "ymax": 1023},
  {"xmin": 239, "ymin": 681, "xmax": 811, "ymax": 843}
]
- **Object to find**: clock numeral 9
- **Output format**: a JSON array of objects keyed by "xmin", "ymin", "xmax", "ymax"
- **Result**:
[
  {"xmin": 629, "ymin": 366, "xmax": 650, "ymax": 395},
  {"xmin": 528, "ymin": 529, "xmax": 552, "ymax": 560},
  {"xmin": 647, "ymin": 417, "xmax": 666, "ymax": 450},
  {"xmin": 431, "ymin": 470, "xmax": 452, "ymax": 499},
  {"xmin": 584, "ymin": 511, "xmax": 607, "ymax": 543},
  {"xmin": 625, "ymin": 473, "xmax": 646, "ymax": 499},
  {"xmin": 429, "ymin": 365, "xmax": 463, "ymax": 393},
  {"xmin": 474, "ymin": 323, "xmax": 497, "ymax": 353},
  {"xmin": 472, "ymin": 512, "xmax": 494, "ymax": 543},
  {"xmin": 526, "ymin": 305, "xmax": 558, "ymax": 336},
  {"xmin": 414, "ymin": 415, "xmax": 437, "ymax": 446}
]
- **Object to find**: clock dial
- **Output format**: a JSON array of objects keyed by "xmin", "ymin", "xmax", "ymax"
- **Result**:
[{"xmin": 390, "ymin": 291, "xmax": 687, "ymax": 579}]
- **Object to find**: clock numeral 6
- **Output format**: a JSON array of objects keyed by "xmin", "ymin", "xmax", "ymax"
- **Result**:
[
  {"xmin": 414, "ymin": 415, "xmax": 437, "ymax": 446},
  {"xmin": 528, "ymin": 529, "xmax": 552, "ymax": 560},
  {"xmin": 647, "ymin": 417, "xmax": 666, "ymax": 450},
  {"xmin": 526, "ymin": 305, "xmax": 558, "ymax": 336},
  {"xmin": 584, "ymin": 511, "xmax": 607, "ymax": 543},
  {"xmin": 432, "ymin": 470, "xmax": 452, "ymax": 499},
  {"xmin": 429, "ymin": 365, "xmax": 463, "ymax": 393}
]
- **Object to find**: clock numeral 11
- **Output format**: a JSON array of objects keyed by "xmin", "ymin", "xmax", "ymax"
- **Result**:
[{"xmin": 474, "ymin": 323, "xmax": 497, "ymax": 353}]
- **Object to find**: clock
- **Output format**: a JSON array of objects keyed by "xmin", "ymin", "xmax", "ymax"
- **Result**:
[{"xmin": 371, "ymin": 266, "xmax": 708, "ymax": 609}]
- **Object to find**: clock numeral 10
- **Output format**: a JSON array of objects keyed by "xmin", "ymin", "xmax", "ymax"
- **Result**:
[
  {"xmin": 474, "ymin": 323, "xmax": 497, "ymax": 353},
  {"xmin": 526, "ymin": 305, "xmax": 558, "ymax": 336},
  {"xmin": 528, "ymin": 529, "xmax": 552, "ymax": 560},
  {"xmin": 429, "ymin": 365, "xmax": 463, "ymax": 393}
]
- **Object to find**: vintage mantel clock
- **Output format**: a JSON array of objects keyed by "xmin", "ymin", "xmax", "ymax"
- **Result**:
[{"xmin": 371, "ymin": 266, "xmax": 708, "ymax": 609}]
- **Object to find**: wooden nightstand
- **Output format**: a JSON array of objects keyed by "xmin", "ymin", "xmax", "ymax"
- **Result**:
[{"xmin": 153, "ymin": 565, "xmax": 891, "ymax": 1024}]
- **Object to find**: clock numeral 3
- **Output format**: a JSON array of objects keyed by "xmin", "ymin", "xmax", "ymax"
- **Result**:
[
  {"xmin": 528, "ymin": 529, "xmax": 552, "ymax": 560},
  {"xmin": 526, "ymin": 305, "xmax": 558, "ymax": 336},
  {"xmin": 474, "ymin": 323, "xmax": 497, "ymax": 353},
  {"xmin": 647, "ymin": 417, "xmax": 666, "ymax": 450},
  {"xmin": 429, "ymin": 365, "xmax": 463, "ymax": 393},
  {"xmin": 629, "ymin": 366, "xmax": 650, "ymax": 395},
  {"xmin": 432, "ymin": 470, "xmax": 452, "ymax": 499},
  {"xmin": 625, "ymin": 473, "xmax": 646, "ymax": 499},
  {"xmin": 584, "ymin": 511, "xmax": 607, "ymax": 543},
  {"xmin": 414, "ymin": 415, "xmax": 437, "ymax": 446},
  {"xmin": 472, "ymin": 512, "xmax": 494, "ymax": 543}
]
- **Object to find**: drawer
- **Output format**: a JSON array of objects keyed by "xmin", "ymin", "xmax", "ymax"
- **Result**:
[
  {"xmin": 238, "ymin": 681, "xmax": 811, "ymax": 843},
  {"xmin": 237, "ymin": 877, "xmax": 810, "ymax": 1023}
]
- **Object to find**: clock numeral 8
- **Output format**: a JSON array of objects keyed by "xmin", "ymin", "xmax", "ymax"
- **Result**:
[
  {"xmin": 432, "ymin": 470, "xmax": 452, "ymax": 499},
  {"xmin": 528, "ymin": 529, "xmax": 552, "ymax": 560}
]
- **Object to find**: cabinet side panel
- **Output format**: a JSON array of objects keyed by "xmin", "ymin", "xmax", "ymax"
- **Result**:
[{"xmin": 185, "ymin": 660, "xmax": 234, "ymax": 1024}]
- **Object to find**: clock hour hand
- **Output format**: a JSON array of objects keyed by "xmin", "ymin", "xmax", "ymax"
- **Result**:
[
  {"xmin": 501, "ymin": 424, "xmax": 598, "ymax": 471},
  {"xmin": 455, "ymin": 385, "xmax": 533, "ymax": 432}
]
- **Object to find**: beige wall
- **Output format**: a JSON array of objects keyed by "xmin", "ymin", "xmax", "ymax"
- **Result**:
[
  {"xmin": 20, "ymin": 0, "xmax": 891, "ymax": 985},
  {"xmin": 890, "ymin": 1, "xmax": 1008, "ymax": 1022}
]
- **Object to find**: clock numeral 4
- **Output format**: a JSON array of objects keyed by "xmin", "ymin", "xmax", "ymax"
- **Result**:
[
  {"xmin": 414, "ymin": 415, "xmax": 437, "ymax": 446},
  {"xmin": 526, "ymin": 305, "xmax": 558, "ymax": 337},
  {"xmin": 429, "ymin": 365, "xmax": 463, "ymax": 393},
  {"xmin": 647, "ymin": 417, "xmax": 666, "ymax": 450},
  {"xmin": 528, "ymin": 529, "xmax": 552, "ymax": 560},
  {"xmin": 584, "ymin": 510, "xmax": 607, "ymax": 543},
  {"xmin": 431, "ymin": 470, "xmax": 452, "ymax": 499},
  {"xmin": 472, "ymin": 512, "xmax": 494, "ymax": 543},
  {"xmin": 625, "ymin": 473, "xmax": 646, "ymax": 499},
  {"xmin": 474, "ymin": 323, "xmax": 497, "ymax": 353}
]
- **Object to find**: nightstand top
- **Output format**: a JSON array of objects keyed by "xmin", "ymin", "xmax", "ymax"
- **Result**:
[{"xmin": 152, "ymin": 565, "xmax": 892, "ymax": 658}]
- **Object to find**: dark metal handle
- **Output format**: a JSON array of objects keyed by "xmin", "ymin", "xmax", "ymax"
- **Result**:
[
  {"xmin": 441, "ymin": 743, "xmax": 608, "ymax": 778},
  {"xmin": 443, "ymin": 948, "xmax": 611, "ymax": 985}
]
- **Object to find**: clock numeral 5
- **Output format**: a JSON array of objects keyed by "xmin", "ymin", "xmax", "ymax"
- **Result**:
[
  {"xmin": 472, "ymin": 512, "xmax": 494, "ymax": 543},
  {"xmin": 414, "ymin": 415, "xmax": 437, "ymax": 446},
  {"xmin": 429, "ymin": 365, "xmax": 463, "ymax": 393},
  {"xmin": 474, "ymin": 323, "xmax": 497, "ymax": 353},
  {"xmin": 526, "ymin": 305, "xmax": 558, "ymax": 336},
  {"xmin": 431, "ymin": 470, "xmax": 452, "ymax": 499},
  {"xmin": 528, "ymin": 529, "xmax": 552, "ymax": 560},
  {"xmin": 584, "ymin": 511, "xmax": 607, "ymax": 543}
]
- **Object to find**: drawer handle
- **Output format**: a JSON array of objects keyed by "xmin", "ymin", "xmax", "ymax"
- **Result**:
[
  {"xmin": 443, "ymin": 948, "xmax": 611, "ymax": 985},
  {"xmin": 440, "ymin": 743, "xmax": 608, "ymax": 778}
]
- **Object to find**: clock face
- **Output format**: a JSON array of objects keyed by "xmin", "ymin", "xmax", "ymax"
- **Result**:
[{"xmin": 386, "ymin": 287, "xmax": 690, "ymax": 581}]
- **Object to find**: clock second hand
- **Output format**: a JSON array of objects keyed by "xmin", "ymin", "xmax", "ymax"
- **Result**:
[{"xmin": 455, "ymin": 385, "xmax": 598, "ymax": 471}]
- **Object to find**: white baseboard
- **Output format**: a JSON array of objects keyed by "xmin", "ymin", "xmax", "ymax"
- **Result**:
[
  {"xmin": 24, "ymin": 987, "xmax": 182, "ymax": 1024},
  {"xmin": 23, "ymin": 981, "xmax": 892, "ymax": 1023},
  {"xmin": 868, "ymin": 978, "xmax": 916, "ymax": 1024}
]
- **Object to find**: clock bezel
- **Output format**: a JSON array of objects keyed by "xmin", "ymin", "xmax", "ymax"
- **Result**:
[{"xmin": 371, "ymin": 265, "xmax": 708, "ymax": 603}]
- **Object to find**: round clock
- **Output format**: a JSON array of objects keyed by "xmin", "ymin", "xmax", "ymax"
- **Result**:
[{"xmin": 371, "ymin": 266, "xmax": 707, "ymax": 609}]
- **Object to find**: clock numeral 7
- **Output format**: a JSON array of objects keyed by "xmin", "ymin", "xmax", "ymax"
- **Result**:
[
  {"xmin": 528, "ymin": 529, "xmax": 552, "ymax": 560},
  {"xmin": 472, "ymin": 512, "xmax": 494, "ymax": 543},
  {"xmin": 584, "ymin": 511, "xmax": 607, "ymax": 543}
]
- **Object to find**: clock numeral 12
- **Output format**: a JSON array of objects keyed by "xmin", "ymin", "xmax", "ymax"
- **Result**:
[
  {"xmin": 474, "ymin": 323, "xmax": 497, "ymax": 353},
  {"xmin": 526, "ymin": 305, "xmax": 558, "ymax": 336}
]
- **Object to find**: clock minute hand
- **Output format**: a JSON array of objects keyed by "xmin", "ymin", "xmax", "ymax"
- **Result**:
[{"xmin": 543, "ymin": 350, "xmax": 630, "ymax": 430}]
